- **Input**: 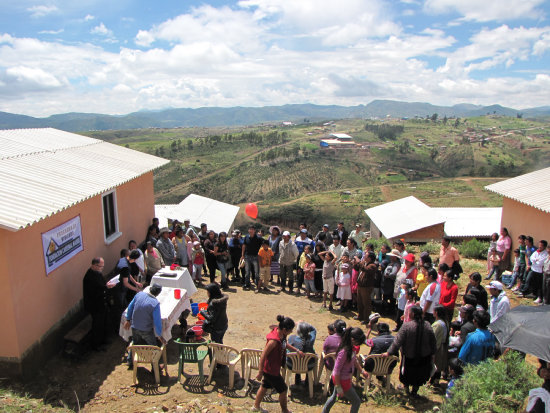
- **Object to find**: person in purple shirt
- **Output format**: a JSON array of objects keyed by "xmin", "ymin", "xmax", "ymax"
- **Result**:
[
  {"xmin": 322, "ymin": 327, "xmax": 368, "ymax": 413},
  {"xmin": 322, "ymin": 319, "xmax": 346, "ymax": 369}
]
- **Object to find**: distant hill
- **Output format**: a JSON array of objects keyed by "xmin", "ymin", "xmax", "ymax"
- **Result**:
[{"xmin": 1, "ymin": 100, "xmax": 549, "ymax": 131}]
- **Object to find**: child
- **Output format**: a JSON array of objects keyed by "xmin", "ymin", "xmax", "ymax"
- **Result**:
[
  {"xmin": 257, "ymin": 239, "xmax": 274, "ymax": 292},
  {"xmin": 487, "ymin": 232, "xmax": 498, "ymax": 272},
  {"xmin": 319, "ymin": 251, "xmax": 336, "ymax": 309},
  {"xmin": 303, "ymin": 254, "xmax": 316, "ymax": 298},
  {"xmin": 297, "ymin": 245, "xmax": 313, "ymax": 296},
  {"xmin": 191, "ymin": 241, "xmax": 205, "ymax": 284},
  {"xmin": 394, "ymin": 281, "xmax": 409, "ymax": 332},
  {"xmin": 485, "ymin": 248, "xmax": 500, "ymax": 280},
  {"xmin": 402, "ymin": 287, "xmax": 418, "ymax": 324},
  {"xmin": 336, "ymin": 263, "xmax": 352, "ymax": 312},
  {"xmin": 350, "ymin": 256, "xmax": 360, "ymax": 310},
  {"xmin": 446, "ymin": 358, "xmax": 464, "ymax": 399},
  {"xmin": 506, "ymin": 248, "xmax": 521, "ymax": 289}
]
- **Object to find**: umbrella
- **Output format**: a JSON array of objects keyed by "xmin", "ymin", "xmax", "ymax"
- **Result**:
[{"xmin": 489, "ymin": 305, "xmax": 550, "ymax": 362}]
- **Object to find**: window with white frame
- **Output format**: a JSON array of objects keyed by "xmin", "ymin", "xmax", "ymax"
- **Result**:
[{"xmin": 102, "ymin": 190, "xmax": 121, "ymax": 243}]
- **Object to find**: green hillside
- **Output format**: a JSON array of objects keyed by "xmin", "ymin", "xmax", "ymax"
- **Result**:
[{"xmin": 83, "ymin": 115, "xmax": 550, "ymax": 231}]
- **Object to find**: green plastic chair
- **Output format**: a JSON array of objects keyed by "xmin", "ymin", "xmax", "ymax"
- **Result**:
[{"xmin": 174, "ymin": 338, "xmax": 210, "ymax": 386}]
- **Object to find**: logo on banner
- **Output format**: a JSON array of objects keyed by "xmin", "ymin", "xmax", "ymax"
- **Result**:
[{"xmin": 42, "ymin": 216, "xmax": 84, "ymax": 274}]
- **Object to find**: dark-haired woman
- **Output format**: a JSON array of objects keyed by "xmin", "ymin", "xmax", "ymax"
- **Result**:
[
  {"xmin": 214, "ymin": 232, "xmax": 230, "ymax": 290},
  {"xmin": 322, "ymin": 327, "xmax": 368, "ymax": 413},
  {"xmin": 323, "ymin": 319, "xmax": 347, "ymax": 370},
  {"xmin": 496, "ymin": 227, "xmax": 512, "ymax": 280},
  {"xmin": 254, "ymin": 315, "xmax": 301, "ymax": 413},
  {"xmin": 383, "ymin": 306, "xmax": 437, "ymax": 397},
  {"xmin": 268, "ymin": 226, "xmax": 282, "ymax": 284},
  {"xmin": 199, "ymin": 283, "xmax": 228, "ymax": 344},
  {"xmin": 204, "ymin": 230, "xmax": 218, "ymax": 283}
]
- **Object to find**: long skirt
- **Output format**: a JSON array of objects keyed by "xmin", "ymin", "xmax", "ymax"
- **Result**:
[
  {"xmin": 270, "ymin": 261, "xmax": 280, "ymax": 276},
  {"xmin": 399, "ymin": 355, "xmax": 433, "ymax": 387}
]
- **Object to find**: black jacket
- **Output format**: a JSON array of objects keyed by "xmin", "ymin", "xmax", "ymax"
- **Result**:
[
  {"xmin": 201, "ymin": 294, "xmax": 229, "ymax": 331},
  {"xmin": 83, "ymin": 268, "xmax": 107, "ymax": 313}
]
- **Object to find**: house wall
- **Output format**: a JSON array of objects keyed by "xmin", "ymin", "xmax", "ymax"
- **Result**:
[
  {"xmin": 500, "ymin": 197, "xmax": 550, "ymax": 246},
  {"xmin": 0, "ymin": 172, "xmax": 155, "ymax": 373}
]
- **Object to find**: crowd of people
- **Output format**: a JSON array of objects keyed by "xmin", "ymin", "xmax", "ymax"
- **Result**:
[{"xmin": 83, "ymin": 218, "xmax": 550, "ymax": 412}]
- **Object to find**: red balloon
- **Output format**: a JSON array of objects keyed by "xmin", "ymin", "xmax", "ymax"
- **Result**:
[{"xmin": 245, "ymin": 203, "xmax": 258, "ymax": 219}]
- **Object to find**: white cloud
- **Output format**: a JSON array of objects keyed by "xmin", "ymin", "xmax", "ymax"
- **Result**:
[
  {"xmin": 39, "ymin": 28, "xmax": 64, "ymax": 35},
  {"xmin": 27, "ymin": 4, "xmax": 58, "ymax": 18},
  {"xmin": 91, "ymin": 23, "xmax": 113, "ymax": 37},
  {"xmin": 424, "ymin": 0, "xmax": 545, "ymax": 22},
  {"xmin": 84, "ymin": 14, "xmax": 95, "ymax": 21}
]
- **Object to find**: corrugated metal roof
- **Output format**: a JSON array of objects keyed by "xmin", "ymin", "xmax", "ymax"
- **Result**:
[
  {"xmin": 0, "ymin": 128, "xmax": 169, "ymax": 231},
  {"xmin": 485, "ymin": 167, "xmax": 550, "ymax": 213},
  {"xmin": 157, "ymin": 194, "xmax": 240, "ymax": 234},
  {"xmin": 433, "ymin": 208, "xmax": 502, "ymax": 238},
  {"xmin": 365, "ymin": 196, "xmax": 445, "ymax": 239},
  {"xmin": 154, "ymin": 204, "xmax": 178, "ymax": 228}
]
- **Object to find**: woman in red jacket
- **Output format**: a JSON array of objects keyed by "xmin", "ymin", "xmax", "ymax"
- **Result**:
[
  {"xmin": 439, "ymin": 270, "xmax": 458, "ymax": 323},
  {"xmin": 254, "ymin": 315, "xmax": 302, "ymax": 413}
]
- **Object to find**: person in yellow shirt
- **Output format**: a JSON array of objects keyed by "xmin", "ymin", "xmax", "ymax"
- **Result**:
[
  {"xmin": 415, "ymin": 263, "xmax": 430, "ymax": 296},
  {"xmin": 258, "ymin": 239, "xmax": 274, "ymax": 292}
]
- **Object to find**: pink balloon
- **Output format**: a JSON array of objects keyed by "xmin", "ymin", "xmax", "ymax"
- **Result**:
[{"xmin": 245, "ymin": 203, "xmax": 258, "ymax": 219}]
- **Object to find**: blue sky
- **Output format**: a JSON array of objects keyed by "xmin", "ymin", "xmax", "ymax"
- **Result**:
[{"xmin": 0, "ymin": 0, "xmax": 549, "ymax": 116}]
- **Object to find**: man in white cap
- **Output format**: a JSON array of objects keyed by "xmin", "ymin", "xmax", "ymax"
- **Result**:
[
  {"xmin": 487, "ymin": 280, "xmax": 510, "ymax": 323},
  {"xmin": 156, "ymin": 227, "xmax": 176, "ymax": 266},
  {"xmin": 349, "ymin": 223, "xmax": 367, "ymax": 251},
  {"xmin": 278, "ymin": 231, "xmax": 299, "ymax": 292}
]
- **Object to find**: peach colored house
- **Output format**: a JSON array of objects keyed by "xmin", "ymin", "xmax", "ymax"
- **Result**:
[
  {"xmin": 486, "ymin": 167, "xmax": 550, "ymax": 245},
  {"xmin": 0, "ymin": 128, "xmax": 168, "ymax": 377}
]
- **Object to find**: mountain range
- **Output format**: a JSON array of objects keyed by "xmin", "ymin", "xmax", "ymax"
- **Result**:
[{"xmin": 0, "ymin": 100, "xmax": 548, "ymax": 132}]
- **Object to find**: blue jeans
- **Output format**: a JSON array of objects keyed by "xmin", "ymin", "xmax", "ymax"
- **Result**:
[
  {"xmin": 217, "ymin": 261, "xmax": 228, "ymax": 284},
  {"xmin": 322, "ymin": 384, "xmax": 362, "ymax": 413},
  {"xmin": 245, "ymin": 255, "xmax": 259, "ymax": 286}
]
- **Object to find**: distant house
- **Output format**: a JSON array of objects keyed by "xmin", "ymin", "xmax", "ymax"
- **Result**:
[
  {"xmin": 156, "ymin": 194, "xmax": 239, "ymax": 234},
  {"xmin": 0, "ymin": 128, "xmax": 168, "ymax": 377},
  {"xmin": 320, "ymin": 133, "xmax": 356, "ymax": 148},
  {"xmin": 365, "ymin": 196, "xmax": 445, "ymax": 242},
  {"xmin": 485, "ymin": 166, "xmax": 550, "ymax": 244},
  {"xmin": 365, "ymin": 196, "xmax": 502, "ymax": 242}
]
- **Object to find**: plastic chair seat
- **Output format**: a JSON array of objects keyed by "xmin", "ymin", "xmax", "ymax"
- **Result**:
[
  {"xmin": 126, "ymin": 343, "xmax": 168, "ymax": 384},
  {"xmin": 283, "ymin": 352, "xmax": 318, "ymax": 398},
  {"xmin": 240, "ymin": 348, "xmax": 263, "ymax": 387},
  {"xmin": 318, "ymin": 352, "xmax": 336, "ymax": 395},
  {"xmin": 174, "ymin": 338, "xmax": 209, "ymax": 386},
  {"xmin": 207, "ymin": 343, "xmax": 241, "ymax": 390},
  {"xmin": 360, "ymin": 354, "xmax": 399, "ymax": 396}
]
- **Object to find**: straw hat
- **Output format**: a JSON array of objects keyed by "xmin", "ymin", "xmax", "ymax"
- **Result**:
[{"xmin": 386, "ymin": 249, "xmax": 401, "ymax": 258}]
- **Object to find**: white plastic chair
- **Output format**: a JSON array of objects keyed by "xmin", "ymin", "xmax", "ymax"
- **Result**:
[
  {"xmin": 318, "ymin": 352, "xmax": 336, "ymax": 395},
  {"xmin": 207, "ymin": 343, "xmax": 241, "ymax": 389},
  {"xmin": 127, "ymin": 343, "xmax": 168, "ymax": 384},
  {"xmin": 360, "ymin": 354, "xmax": 399, "ymax": 395},
  {"xmin": 283, "ymin": 352, "xmax": 318, "ymax": 398},
  {"xmin": 240, "ymin": 348, "xmax": 263, "ymax": 386}
]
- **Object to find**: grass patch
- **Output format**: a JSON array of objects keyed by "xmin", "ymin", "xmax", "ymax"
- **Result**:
[{"xmin": 0, "ymin": 387, "xmax": 72, "ymax": 412}]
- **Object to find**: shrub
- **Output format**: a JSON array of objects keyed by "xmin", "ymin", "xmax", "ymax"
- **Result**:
[
  {"xmin": 458, "ymin": 238, "xmax": 489, "ymax": 259},
  {"xmin": 368, "ymin": 237, "xmax": 390, "ymax": 251},
  {"xmin": 422, "ymin": 240, "xmax": 441, "ymax": 256},
  {"xmin": 442, "ymin": 352, "xmax": 538, "ymax": 413}
]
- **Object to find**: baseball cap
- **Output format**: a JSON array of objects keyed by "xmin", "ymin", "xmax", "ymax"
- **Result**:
[
  {"xmin": 404, "ymin": 253, "xmax": 415, "ymax": 263},
  {"xmin": 487, "ymin": 280, "xmax": 504, "ymax": 291},
  {"xmin": 323, "ymin": 224, "xmax": 329, "ymax": 228},
  {"xmin": 282, "ymin": 231, "xmax": 290, "ymax": 236},
  {"xmin": 300, "ymin": 228, "xmax": 307, "ymax": 233}
]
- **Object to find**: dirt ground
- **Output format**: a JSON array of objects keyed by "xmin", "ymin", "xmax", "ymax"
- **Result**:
[{"xmin": 6, "ymin": 277, "xmax": 455, "ymax": 413}]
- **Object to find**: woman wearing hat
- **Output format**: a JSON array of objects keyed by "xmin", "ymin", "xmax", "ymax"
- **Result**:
[{"xmin": 382, "ymin": 249, "xmax": 401, "ymax": 312}]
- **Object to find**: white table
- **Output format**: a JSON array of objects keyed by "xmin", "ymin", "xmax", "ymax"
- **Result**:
[
  {"xmin": 151, "ymin": 267, "xmax": 198, "ymax": 297},
  {"xmin": 119, "ymin": 286, "xmax": 191, "ymax": 342}
]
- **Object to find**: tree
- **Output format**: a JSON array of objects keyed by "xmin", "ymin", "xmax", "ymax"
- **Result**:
[
  {"xmin": 442, "ymin": 115, "xmax": 448, "ymax": 125},
  {"xmin": 431, "ymin": 113, "xmax": 438, "ymax": 123},
  {"xmin": 430, "ymin": 147, "xmax": 439, "ymax": 160},
  {"xmin": 454, "ymin": 117, "xmax": 461, "ymax": 128},
  {"xmin": 187, "ymin": 139, "xmax": 193, "ymax": 150}
]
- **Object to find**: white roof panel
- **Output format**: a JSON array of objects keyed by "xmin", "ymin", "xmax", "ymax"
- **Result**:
[
  {"xmin": 330, "ymin": 133, "xmax": 352, "ymax": 139},
  {"xmin": 0, "ymin": 128, "xmax": 169, "ymax": 231},
  {"xmin": 433, "ymin": 208, "xmax": 502, "ymax": 238},
  {"xmin": 154, "ymin": 204, "xmax": 178, "ymax": 228},
  {"xmin": 159, "ymin": 194, "xmax": 240, "ymax": 234},
  {"xmin": 485, "ymin": 167, "xmax": 550, "ymax": 213},
  {"xmin": 365, "ymin": 196, "xmax": 445, "ymax": 239}
]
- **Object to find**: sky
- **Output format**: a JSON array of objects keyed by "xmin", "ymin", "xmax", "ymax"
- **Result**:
[{"xmin": 0, "ymin": 0, "xmax": 549, "ymax": 117}]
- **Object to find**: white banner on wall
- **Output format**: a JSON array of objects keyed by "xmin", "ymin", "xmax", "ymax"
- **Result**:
[{"xmin": 41, "ymin": 215, "xmax": 83, "ymax": 275}]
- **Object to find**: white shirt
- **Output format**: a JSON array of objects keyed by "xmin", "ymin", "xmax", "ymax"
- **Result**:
[
  {"xmin": 419, "ymin": 281, "xmax": 441, "ymax": 314},
  {"xmin": 530, "ymin": 249, "xmax": 549, "ymax": 273},
  {"xmin": 329, "ymin": 243, "xmax": 344, "ymax": 260},
  {"xmin": 349, "ymin": 230, "xmax": 366, "ymax": 247},
  {"xmin": 489, "ymin": 291, "xmax": 511, "ymax": 323}
]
